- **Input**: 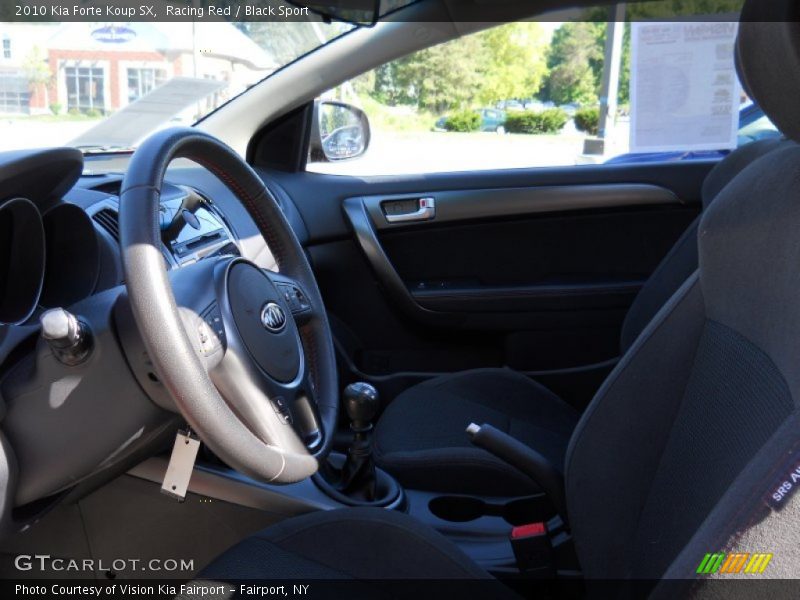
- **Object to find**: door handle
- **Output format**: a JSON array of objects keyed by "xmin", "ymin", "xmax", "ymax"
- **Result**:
[{"xmin": 383, "ymin": 197, "xmax": 436, "ymax": 223}]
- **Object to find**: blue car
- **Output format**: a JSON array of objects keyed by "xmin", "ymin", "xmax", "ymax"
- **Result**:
[{"xmin": 606, "ymin": 102, "xmax": 780, "ymax": 164}]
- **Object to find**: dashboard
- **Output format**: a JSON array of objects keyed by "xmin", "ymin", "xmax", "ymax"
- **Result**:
[
  {"xmin": 0, "ymin": 147, "xmax": 303, "ymax": 514},
  {"xmin": 0, "ymin": 149, "xmax": 296, "ymax": 335},
  {"xmin": 83, "ymin": 180, "xmax": 241, "ymax": 272}
]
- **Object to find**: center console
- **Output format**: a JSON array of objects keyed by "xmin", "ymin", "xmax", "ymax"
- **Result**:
[
  {"xmin": 313, "ymin": 382, "xmax": 404, "ymax": 509},
  {"xmin": 128, "ymin": 381, "xmax": 577, "ymax": 579}
]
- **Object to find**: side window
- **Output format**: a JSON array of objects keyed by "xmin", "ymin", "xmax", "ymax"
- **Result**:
[{"xmin": 307, "ymin": 17, "xmax": 780, "ymax": 176}]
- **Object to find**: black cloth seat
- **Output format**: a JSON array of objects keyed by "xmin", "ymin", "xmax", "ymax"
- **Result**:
[
  {"xmin": 374, "ymin": 135, "xmax": 789, "ymax": 497},
  {"xmin": 374, "ymin": 368, "xmax": 578, "ymax": 496}
]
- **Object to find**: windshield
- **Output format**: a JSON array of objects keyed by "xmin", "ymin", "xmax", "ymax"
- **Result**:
[{"xmin": 0, "ymin": 17, "xmax": 356, "ymax": 152}]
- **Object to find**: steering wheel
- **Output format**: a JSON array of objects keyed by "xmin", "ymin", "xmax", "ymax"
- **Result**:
[{"xmin": 118, "ymin": 127, "xmax": 338, "ymax": 483}]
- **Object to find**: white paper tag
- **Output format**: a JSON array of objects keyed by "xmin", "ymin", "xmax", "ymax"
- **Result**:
[
  {"xmin": 161, "ymin": 430, "xmax": 200, "ymax": 501},
  {"xmin": 630, "ymin": 21, "xmax": 740, "ymax": 153}
]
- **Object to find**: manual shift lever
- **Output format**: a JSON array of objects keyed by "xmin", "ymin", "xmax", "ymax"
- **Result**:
[
  {"xmin": 344, "ymin": 381, "xmax": 379, "ymax": 434},
  {"xmin": 314, "ymin": 382, "xmax": 403, "ymax": 507},
  {"xmin": 339, "ymin": 382, "xmax": 379, "ymax": 499}
]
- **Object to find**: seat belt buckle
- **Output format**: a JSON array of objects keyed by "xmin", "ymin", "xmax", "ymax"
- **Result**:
[{"xmin": 510, "ymin": 522, "xmax": 554, "ymax": 577}]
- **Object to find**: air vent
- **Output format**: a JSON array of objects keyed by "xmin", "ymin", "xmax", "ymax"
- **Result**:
[{"xmin": 92, "ymin": 208, "xmax": 120, "ymax": 242}]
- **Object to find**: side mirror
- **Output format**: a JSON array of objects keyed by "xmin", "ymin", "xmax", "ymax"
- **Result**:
[{"xmin": 310, "ymin": 100, "xmax": 371, "ymax": 162}]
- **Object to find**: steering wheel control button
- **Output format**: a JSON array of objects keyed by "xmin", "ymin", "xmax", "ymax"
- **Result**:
[
  {"xmin": 277, "ymin": 283, "xmax": 311, "ymax": 314},
  {"xmin": 227, "ymin": 262, "xmax": 300, "ymax": 383},
  {"xmin": 199, "ymin": 305, "xmax": 225, "ymax": 355},
  {"xmin": 260, "ymin": 302, "xmax": 287, "ymax": 333},
  {"xmin": 271, "ymin": 396, "xmax": 293, "ymax": 425}
]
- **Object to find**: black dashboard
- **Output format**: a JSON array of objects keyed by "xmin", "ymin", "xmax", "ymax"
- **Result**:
[
  {"xmin": 0, "ymin": 147, "xmax": 301, "ymax": 518},
  {"xmin": 0, "ymin": 149, "xmax": 298, "ymax": 334}
]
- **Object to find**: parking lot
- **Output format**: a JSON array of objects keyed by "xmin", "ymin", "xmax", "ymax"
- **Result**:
[
  {"xmin": 311, "ymin": 120, "xmax": 632, "ymax": 176},
  {"xmin": 0, "ymin": 116, "xmax": 631, "ymax": 174}
]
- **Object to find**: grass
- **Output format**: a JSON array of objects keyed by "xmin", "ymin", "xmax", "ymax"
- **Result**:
[
  {"xmin": 356, "ymin": 95, "xmax": 439, "ymax": 133},
  {"xmin": 355, "ymin": 96, "xmax": 587, "ymax": 139}
]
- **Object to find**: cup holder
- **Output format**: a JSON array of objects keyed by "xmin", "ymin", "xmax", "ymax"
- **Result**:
[{"xmin": 428, "ymin": 494, "xmax": 553, "ymax": 525}]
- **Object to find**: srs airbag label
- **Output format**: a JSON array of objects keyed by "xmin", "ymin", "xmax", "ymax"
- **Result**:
[{"xmin": 765, "ymin": 450, "xmax": 800, "ymax": 510}]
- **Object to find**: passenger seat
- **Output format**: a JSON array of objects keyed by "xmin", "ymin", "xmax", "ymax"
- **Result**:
[{"xmin": 372, "ymin": 135, "xmax": 790, "ymax": 497}]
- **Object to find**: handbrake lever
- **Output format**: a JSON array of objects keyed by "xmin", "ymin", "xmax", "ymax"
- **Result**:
[{"xmin": 467, "ymin": 422, "xmax": 568, "ymax": 524}]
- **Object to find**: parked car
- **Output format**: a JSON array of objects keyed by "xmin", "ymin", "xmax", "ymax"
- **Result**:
[
  {"xmin": 523, "ymin": 99, "xmax": 545, "ymax": 111},
  {"xmin": 496, "ymin": 99, "xmax": 524, "ymax": 112},
  {"xmin": 434, "ymin": 108, "xmax": 507, "ymax": 133},
  {"xmin": 607, "ymin": 102, "xmax": 779, "ymax": 164}
]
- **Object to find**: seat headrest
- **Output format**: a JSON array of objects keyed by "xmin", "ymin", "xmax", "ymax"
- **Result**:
[{"xmin": 737, "ymin": 0, "xmax": 800, "ymax": 142}]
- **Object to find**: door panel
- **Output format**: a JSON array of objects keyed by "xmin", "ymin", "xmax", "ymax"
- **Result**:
[
  {"xmin": 263, "ymin": 161, "xmax": 712, "ymax": 407},
  {"xmin": 344, "ymin": 192, "xmax": 697, "ymax": 370}
]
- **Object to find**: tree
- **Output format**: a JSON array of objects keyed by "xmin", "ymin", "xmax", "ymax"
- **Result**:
[
  {"xmin": 545, "ymin": 22, "xmax": 605, "ymax": 105},
  {"xmin": 22, "ymin": 46, "xmax": 51, "ymax": 109},
  {"xmin": 366, "ymin": 23, "xmax": 550, "ymax": 112},
  {"xmin": 624, "ymin": 0, "xmax": 743, "ymax": 19},
  {"xmin": 475, "ymin": 22, "xmax": 550, "ymax": 105},
  {"xmin": 381, "ymin": 33, "xmax": 488, "ymax": 112}
]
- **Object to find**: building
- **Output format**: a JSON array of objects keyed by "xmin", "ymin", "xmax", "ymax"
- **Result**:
[
  {"xmin": 0, "ymin": 22, "xmax": 277, "ymax": 115},
  {"xmin": 0, "ymin": 24, "xmax": 56, "ymax": 113}
]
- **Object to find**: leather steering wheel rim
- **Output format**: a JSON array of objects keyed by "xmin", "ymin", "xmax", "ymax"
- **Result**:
[{"xmin": 119, "ymin": 127, "xmax": 338, "ymax": 483}]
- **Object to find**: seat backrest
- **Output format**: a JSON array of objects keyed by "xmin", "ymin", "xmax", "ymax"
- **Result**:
[
  {"xmin": 619, "ymin": 138, "xmax": 789, "ymax": 352},
  {"xmin": 566, "ymin": 7, "xmax": 800, "ymax": 584},
  {"xmin": 619, "ymin": 25, "xmax": 791, "ymax": 353}
]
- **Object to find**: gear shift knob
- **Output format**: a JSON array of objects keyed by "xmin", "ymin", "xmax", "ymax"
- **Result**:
[{"xmin": 343, "ymin": 382, "xmax": 379, "ymax": 430}]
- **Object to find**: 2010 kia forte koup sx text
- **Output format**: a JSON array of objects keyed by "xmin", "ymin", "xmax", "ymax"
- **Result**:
[{"xmin": 0, "ymin": 1, "xmax": 797, "ymax": 599}]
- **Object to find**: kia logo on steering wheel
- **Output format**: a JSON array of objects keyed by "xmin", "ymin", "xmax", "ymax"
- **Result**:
[{"xmin": 260, "ymin": 302, "xmax": 287, "ymax": 333}]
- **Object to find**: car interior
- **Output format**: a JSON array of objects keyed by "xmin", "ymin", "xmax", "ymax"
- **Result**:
[{"xmin": 0, "ymin": 0, "xmax": 799, "ymax": 597}]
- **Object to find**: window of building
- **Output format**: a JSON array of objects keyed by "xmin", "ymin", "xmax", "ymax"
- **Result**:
[
  {"xmin": 2, "ymin": 37, "xmax": 11, "ymax": 60},
  {"xmin": 65, "ymin": 66, "xmax": 105, "ymax": 113},
  {"xmin": 127, "ymin": 67, "xmax": 167, "ymax": 103},
  {"xmin": 0, "ymin": 75, "xmax": 29, "ymax": 113}
]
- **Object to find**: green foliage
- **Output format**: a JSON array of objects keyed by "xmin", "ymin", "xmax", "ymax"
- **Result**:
[
  {"xmin": 67, "ymin": 108, "xmax": 80, "ymax": 116},
  {"xmin": 367, "ymin": 22, "xmax": 550, "ymax": 112},
  {"xmin": 574, "ymin": 107, "xmax": 600, "ymax": 135},
  {"xmin": 357, "ymin": 95, "xmax": 436, "ymax": 132},
  {"xmin": 505, "ymin": 109, "xmax": 568, "ymax": 135},
  {"xmin": 85, "ymin": 108, "xmax": 102, "ymax": 118},
  {"xmin": 354, "ymin": 4, "xmax": 745, "ymax": 124},
  {"xmin": 48, "ymin": 102, "xmax": 61, "ymax": 115},
  {"xmin": 383, "ymin": 34, "xmax": 489, "ymax": 112},
  {"xmin": 624, "ymin": 0, "xmax": 743, "ymax": 19},
  {"xmin": 23, "ymin": 45, "xmax": 52, "ymax": 108},
  {"xmin": 444, "ymin": 110, "xmax": 481, "ymax": 133},
  {"xmin": 545, "ymin": 22, "xmax": 605, "ymax": 106},
  {"xmin": 474, "ymin": 23, "xmax": 550, "ymax": 106}
]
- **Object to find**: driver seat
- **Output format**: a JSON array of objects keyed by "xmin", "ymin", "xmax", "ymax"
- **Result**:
[{"xmin": 198, "ymin": 10, "xmax": 800, "ymax": 585}]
